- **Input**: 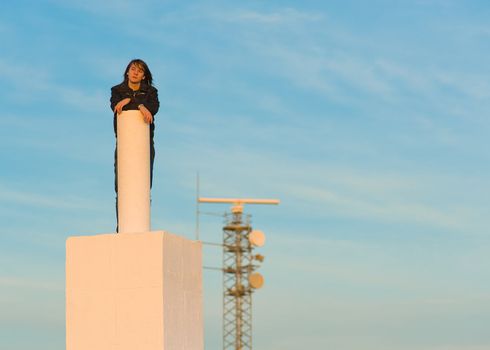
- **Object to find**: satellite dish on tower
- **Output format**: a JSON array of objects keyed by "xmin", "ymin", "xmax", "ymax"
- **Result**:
[
  {"xmin": 249, "ymin": 230, "xmax": 266, "ymax": 247},
  {"xmin": 249, "ymin": 272, "xmax": 265, "ymax": 289}
]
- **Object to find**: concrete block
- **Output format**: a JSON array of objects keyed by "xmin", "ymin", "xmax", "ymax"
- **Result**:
[{"xmin": 66, "ymin": 231, "xmax": 203, "ymax": 350}]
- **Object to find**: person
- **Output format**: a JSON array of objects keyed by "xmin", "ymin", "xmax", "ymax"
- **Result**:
[{"xmin": 110, "ymin": 59, "xmax": 160, "ymax": 231}]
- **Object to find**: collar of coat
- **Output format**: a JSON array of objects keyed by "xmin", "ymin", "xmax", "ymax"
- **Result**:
[{"xmin": 116, "ymin": 81, "xmax": 151, "ymax": 93}]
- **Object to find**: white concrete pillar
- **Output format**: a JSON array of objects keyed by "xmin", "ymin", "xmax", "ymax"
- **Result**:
[{"xmin": 117, "ymin": 110, "xmax": 150, "ymax": 233}]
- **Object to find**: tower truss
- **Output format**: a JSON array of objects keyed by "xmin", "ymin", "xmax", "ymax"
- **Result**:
[
  {"xmin": 198, "ymin": 197, "xmax": 279, "ymax": 350},
  {"xmin": 222, "ymin": 211, "xmax": 254, "ymax": 350}
]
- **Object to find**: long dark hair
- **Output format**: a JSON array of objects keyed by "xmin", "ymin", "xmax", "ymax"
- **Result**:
[{"xmin": 123, "ymin": 58, "xmax": 154, "ymax": 86}]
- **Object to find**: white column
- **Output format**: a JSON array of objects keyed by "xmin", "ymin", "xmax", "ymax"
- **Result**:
[{"xmin": 117, "ymin": 110, "xmax": 150, "ymax": 233}]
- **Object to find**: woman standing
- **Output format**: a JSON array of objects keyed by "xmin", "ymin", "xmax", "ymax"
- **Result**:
[{"xmin": 110, "ymin": 59, "xmax": 160, "ymax": 231}]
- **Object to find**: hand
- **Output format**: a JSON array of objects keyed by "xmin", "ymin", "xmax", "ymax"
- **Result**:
[
  {"xmin": 139, "ymin": 105, "xmax": 154, "ymax": 124},
  {"xmin": 115, "ymin": 98, "xmax": 131, "ymax": 114}
]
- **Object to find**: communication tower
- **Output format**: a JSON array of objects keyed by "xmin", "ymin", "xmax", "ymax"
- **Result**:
[{"xmin": 198, "ymin": 198, "xmax": 279, "ymax": 350}]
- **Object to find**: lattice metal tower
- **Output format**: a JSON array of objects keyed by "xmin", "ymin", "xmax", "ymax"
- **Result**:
[
  {"xmin": 199, "ymin": 198, "xmax": 279, "ymax": 350},
  {"xmin": 223, "ymin": 207, "xmax": 253, "ymax": 350}
]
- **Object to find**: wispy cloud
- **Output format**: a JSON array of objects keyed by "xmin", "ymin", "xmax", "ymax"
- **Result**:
[
  {"xmin": 156, "ymin": 135, "xmax": 488, "ymax": 233},
  {"xmin": 0, "ymin": 183, "xmax": 106, "ymax": 211},
  {"xmin": 154, "ymin": 6, "xmax": 324, "ymax": 25},
  {"xmin": 284, "ymin": 183, "xmax": 455, "ymax": 225},
  {"xmin": 0, "ymin": 59, "xmax": 106, "ymax": 111},
  {"xmin": 254, "ymin": 40, "xmax": 490, "ymax": 115},
  {"xmin": 0, "ymin": 277, "xmax": 62, "ymax": 292},
  {"xmin": 212, "ymin": 7, "xmax": 324, "ymax": 24},
  {"xmin": 49, "ymin": 0, "xmax": 156, "ymax": 17}
]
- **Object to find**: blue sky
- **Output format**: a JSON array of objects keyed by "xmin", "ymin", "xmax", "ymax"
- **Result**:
[{"xmin": 1, "ymin": 0, "xmax": 490, "ymax": 349}]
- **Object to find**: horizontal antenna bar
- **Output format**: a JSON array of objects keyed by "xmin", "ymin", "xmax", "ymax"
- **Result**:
[
  {"xmin": 202, "ymin": 241, "xmax": 224, "ymax": 247},
  {"xmin": 199, "ymin": 197, "xmax": 280, "ymax": 205},
  {"xmin": 203, "ymin": 266, "xmax": 223, "ymax": 271}
]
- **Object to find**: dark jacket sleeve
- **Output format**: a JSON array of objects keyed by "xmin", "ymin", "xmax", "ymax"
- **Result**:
[
  {"xmin": 144, "ymin": 87, "xmax": 159, "ymax": 116},
  {"xmin": 132, "ymin": 86, "xmax": 159, "ymax": 116},
  {"xmin": 110, "ymin": 86, "xmax": 124, "ymax": 112}
]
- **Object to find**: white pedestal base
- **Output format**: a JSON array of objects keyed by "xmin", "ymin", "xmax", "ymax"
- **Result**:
[{"xmin": 66, "ymin": 231, "xmax": 203, "ymax": 350}]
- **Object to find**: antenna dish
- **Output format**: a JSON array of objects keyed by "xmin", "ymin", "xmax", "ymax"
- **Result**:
[
  {"xmin": 249, "ymin": 272, "xmax": 264, "ymax": 289},
  {"xmin": 249, "ymin": 230, "xmax": 265, "ymax": 247}
]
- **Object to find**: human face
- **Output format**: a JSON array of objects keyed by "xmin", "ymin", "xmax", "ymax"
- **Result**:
[{"xmin": 127, "ymin": 63, "xmax": 145, "ymax": 85}]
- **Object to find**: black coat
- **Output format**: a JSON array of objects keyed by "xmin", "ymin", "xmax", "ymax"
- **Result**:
[{"xmin": 110, "ymin": 81, "xmax": 160, "ymax": 136}]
